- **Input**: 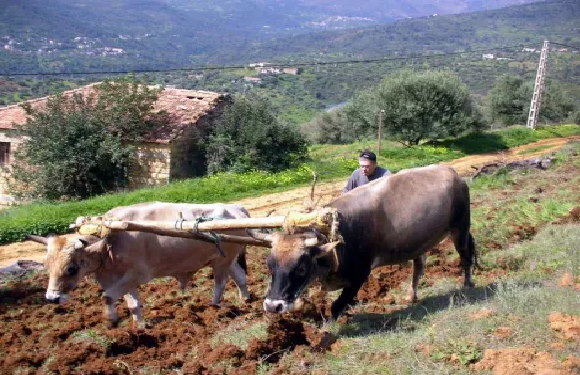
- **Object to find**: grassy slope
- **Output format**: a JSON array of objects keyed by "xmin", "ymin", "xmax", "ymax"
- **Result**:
[{"xmin": 0, "ymin": 124, "xmax": 579, "ymax": 245}]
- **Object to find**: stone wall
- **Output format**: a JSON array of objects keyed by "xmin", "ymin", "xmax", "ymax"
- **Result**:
[
  {"xmin": 0, "ymin": 129, "xmax": 20, "ymax": 204},
  {"xmin": 128, "ymin": 143, "xmax": 172, "ymax": 189},
  {"xmin": 170, "ymin": 97, "xmax": 233, "ymax": 180}
]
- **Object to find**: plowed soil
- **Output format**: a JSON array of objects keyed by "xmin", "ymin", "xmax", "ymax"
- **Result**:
[{"xmin": 0, "ymin": 136, "xmax": 578, "ymax": 374}]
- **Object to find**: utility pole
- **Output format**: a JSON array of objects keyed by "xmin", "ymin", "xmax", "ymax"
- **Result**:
[
  {"xmin": 378, "ymin": 110, "xmax": 385, "ymax": 158},
  {"xmin": 527, "ymin": 40, "xmax": 550, "ymax": 129}
]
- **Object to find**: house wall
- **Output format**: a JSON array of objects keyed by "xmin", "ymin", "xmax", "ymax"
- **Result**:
[
  {"xmin": 128, "ymin": 143, "xmax": 172, "ymax": 189},
  {"xmin": 0, "ymin": 129, "xmax": 20, "ymax": 204},
  {"xmin": 170, "ymin": 97, "xmax": 233, "ymax": 180}
]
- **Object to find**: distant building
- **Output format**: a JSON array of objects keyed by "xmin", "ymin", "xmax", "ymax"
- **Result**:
[
  {"xmin": 282, "ymin": 67, "xmax": 300, "ymax": 75},
  {"xmin": 482, "ymin": 53, "xmax": 495, "ymax": 60},
  {"xmin": 522, "ymin": 48, "xmax": 537, "ymax": 53},
  {"xmin": 244, "ymin": 77, "xmax": 262, "ymax": 83},
  {"xmin": 256, "ymin": 66, "xmax": 281, "ymax": 75},
  {"xmin": 255, "ymin": 66, "xmax": 300, "ymax": 75},
  {"xmin": 248, "ymin": 62, "xmax": 271, "ymax": 68}
]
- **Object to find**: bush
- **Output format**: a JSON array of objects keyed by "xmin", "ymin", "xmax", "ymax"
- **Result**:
[
  {"xmin": 206, "ymin": 95, "xmax": 307, "ymax": 174},
  {"xmin": 303, "ymin": 110, "xmax": 355, "ymax": 145}
]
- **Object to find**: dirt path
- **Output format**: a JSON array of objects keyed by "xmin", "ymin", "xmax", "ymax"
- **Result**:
[{"xmin": 1, "ymin": 136, "xmax": 578, "ymax": 267}]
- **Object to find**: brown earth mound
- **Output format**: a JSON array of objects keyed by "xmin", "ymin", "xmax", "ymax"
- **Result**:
[{"xmin": 471, "ymin": 347, "xmax": 574, "ymax": 375}]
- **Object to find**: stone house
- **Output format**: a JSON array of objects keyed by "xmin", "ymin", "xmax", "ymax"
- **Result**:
[{"xmin": 0, "ymin": 85, "xmax": 232, "ymax": 204}]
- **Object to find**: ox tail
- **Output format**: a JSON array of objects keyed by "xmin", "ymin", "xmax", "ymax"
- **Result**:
[
  {"xmin": 237, "ymin": 250, "xmax": 248, "ymax": 275},
  {"xmin": 468, "ymin": 233, "xmax": 480, "ymax": 270}
]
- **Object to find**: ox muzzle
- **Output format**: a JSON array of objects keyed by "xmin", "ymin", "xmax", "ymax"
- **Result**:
[
  {"xmin": 263, "ymin": 298, "xmax": 297, "ymax": 314},
  {"xmin": 45, "ymin": 289, "xmax": 70, "ymax": 304}
]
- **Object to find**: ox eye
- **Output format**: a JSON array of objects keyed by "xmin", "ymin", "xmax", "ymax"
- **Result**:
[
  {"xmin": 67, "ymin": 264, "xmax": 79, "ymax": 276},
  {"xmin": 266, "ymin": 257, "xmax": 276, "ymax": 271},
  {"xmin": 295, "ymin": 263, "xmax": 307, "ymax": 277}
]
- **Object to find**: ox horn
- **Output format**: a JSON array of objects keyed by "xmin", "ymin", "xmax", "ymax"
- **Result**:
[
  {"xmin": 25, "ymin": 235, "xmax": 49, "ymax": 245},
  {"xmin": 246, "ymin": 229, "xmax": 273, "ymax": 244},
  {"xmin": 303, "ymin": 231, "xmax": 328, "ymax": 247}
]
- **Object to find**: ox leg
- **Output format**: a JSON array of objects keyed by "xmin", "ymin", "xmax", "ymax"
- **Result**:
[
  {"xmin": 102, "ymin": 273, "xmax": 139, "ymax": 328},
  {"xmin": 229, "ymin": 261, "xmax": 251, "ymax": 302},
  {"xmin": 124, "ymin": 289, "xmax": 143, "ymax": 328},
  {"xmin": 102, "ymin": 295, "xmax": 119, "ymax": 329},
  {"xmin": 404, "ymin": 254, "xmax": 426, "ymax": 303},
  {"xmin": 211, "ymin": 262, "xmax": 230, "ymax": 306},
  {"xmin": 454, "ymin": 231, "xmax": 476, "ymax": 288},
  {"xmin": 330, "ymin": 273, "xmax": 368, "ymax": 320},
  {"xmin": 176, "ymin": 272, "xmax": 193, "ymax": 294}
]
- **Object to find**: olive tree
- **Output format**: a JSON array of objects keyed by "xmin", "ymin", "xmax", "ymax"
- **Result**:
[{"xmin": 348, "ymin": 71, "xmax": 483, "ymax": 145}]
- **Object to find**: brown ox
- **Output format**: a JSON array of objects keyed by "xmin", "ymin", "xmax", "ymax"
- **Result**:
[
  {"xmin": 250, "ymin": 165, "xmax": 477, "ymax": 320},
  {"xmin": 30, "ymin": 202, "xmax": 251, "ymax": 328}
]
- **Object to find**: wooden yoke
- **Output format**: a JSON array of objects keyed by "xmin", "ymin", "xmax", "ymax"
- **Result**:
[{"xmin": 70, "ymin": 207, "xmax": 340, "ymax": 247}]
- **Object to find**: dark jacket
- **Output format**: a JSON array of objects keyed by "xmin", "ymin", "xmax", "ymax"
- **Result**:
[{"xmin": 342, "ymin": 166, "xmax": 391, "ymax": 193}]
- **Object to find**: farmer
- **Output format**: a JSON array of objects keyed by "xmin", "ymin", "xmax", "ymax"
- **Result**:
[{"xmin": 342, "ymin": 150, "xmax": 391, "ymax": 193}]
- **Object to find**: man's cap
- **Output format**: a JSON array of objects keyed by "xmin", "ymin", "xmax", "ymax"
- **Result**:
[{"xmin": 359, "ymin": 151, "xmax": 377, "ymax": 162}]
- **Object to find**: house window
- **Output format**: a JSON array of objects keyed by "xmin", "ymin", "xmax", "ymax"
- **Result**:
[{"xmin": 0, "ymin": 142, "xmax": 10, "ymax": 168}]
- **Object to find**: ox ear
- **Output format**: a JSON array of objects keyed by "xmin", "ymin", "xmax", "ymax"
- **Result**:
[
  {"xmin": 74, "ymin": 239, "xmax": 89, "ymax": 250},
  {"xmin": 311, "ymin": 241, "xmax": 340, "ymax": 272},
  {"xmin": 84, "ymin": 238, "xmax": 108, "ymax": 254}
]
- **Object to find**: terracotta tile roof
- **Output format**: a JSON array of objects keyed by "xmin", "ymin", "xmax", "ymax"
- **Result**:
[{"xmin": 0, "ymin": 84, "xmax": 229, "ymax": 144}]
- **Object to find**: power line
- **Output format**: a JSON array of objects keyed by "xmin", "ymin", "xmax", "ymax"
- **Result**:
[
  {"xmin": 550, "ymin": 42, "xmax": 580, "ymax": 51},
  {"xmin": 0, "ymin": 43, "xmax": 542, "ymax": 77}
]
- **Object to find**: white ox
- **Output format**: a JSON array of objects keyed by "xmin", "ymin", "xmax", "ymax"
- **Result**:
[{"xmin": 29, "ymin": 202, "xmax": 252, "ymax": 328}]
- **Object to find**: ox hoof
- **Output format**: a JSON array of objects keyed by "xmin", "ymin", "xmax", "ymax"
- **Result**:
[{"xmin": 403, "ymin": 295, "xmax": 418, "ymax": 304}]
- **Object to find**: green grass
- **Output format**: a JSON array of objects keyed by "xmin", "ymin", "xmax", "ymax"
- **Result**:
[
  {"xmin": 0, "ymin": 124, "xmax": 578, "ymax": 244},
  {"xmin": 435, "ymin": 124, "xmax": 580, "ymax": 154}
]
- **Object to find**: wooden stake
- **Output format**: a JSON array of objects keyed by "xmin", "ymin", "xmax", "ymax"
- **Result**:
[{"xmin": 378, "ymin": 110, "xmax": 385, "ymax": 159}]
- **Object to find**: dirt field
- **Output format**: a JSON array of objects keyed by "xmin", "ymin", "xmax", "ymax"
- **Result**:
[{"xmin": 1, "ymin": 136, "xmax": 579, "ymax": 374}]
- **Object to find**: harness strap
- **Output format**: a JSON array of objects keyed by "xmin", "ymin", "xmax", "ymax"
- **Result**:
[{"xmin": 190, "ymin": 216, "xmax": 228, "ymax": 257}]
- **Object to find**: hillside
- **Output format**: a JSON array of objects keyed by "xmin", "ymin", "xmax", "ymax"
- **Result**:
[
  {"xmin": 0, "ymin": 0, "xmax": 550, "ymax": 74},
  {"xmin": 210, "ymin": 0, "xmax": 580, "ymax": 63}
]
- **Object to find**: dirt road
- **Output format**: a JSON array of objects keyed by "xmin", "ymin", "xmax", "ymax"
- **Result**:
[{"xmin": 1, "ymin": 136, "xmax": 578, "ymax": 267}]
